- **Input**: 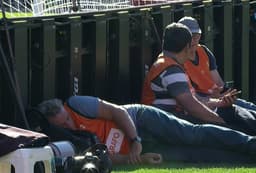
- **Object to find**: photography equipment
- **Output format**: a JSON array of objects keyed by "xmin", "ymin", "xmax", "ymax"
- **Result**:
[
  {"xmin": 48, "ymin": 142, "xmax": 112, "ymax": 173},
  {"xmin": 65, "ymin": 143, "xmax": 112, "ymax": 173},
  {"xmin": 48, "ymin": 141, "xmax": 76, "ymax": 160}
]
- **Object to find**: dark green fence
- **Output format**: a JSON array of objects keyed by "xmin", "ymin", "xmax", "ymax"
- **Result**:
[{"xmin": 1, "ymin": 0, "xmax": 256, "ymax": 127}]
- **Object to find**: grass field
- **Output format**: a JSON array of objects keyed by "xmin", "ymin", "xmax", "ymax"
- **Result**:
[{"xmin": 112, "ymin": 162, "xmax": 256, "ymax": 173}]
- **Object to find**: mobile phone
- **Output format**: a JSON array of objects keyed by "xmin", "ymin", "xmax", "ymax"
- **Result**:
[
  {"xmin": 224, "ymin": 81, "xmax": 234, "ymax": 89},
  {"xmin": 221, "ymin": 81, "xmax": 234, "ymax": 93},
  {"xmin": 231, "ymin": 90, "xmax": 242, "ymax": 97}
]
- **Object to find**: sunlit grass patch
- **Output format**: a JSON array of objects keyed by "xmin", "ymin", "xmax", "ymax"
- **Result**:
[{"xmin": 112, "ymin": 162, "xmax": 256, "ymax": 173}]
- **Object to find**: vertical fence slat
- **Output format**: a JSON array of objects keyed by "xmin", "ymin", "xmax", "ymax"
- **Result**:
[
  {"xmin": 203, "ymin": 0, "xmax": 214, "ymax": 51},
  {"xmin": 222, "ymin": 1, "xmax": 233, "ymax": 82},
  {"xmin": 241, "ymin": 0, "xmax": 250, "ymax": 99},
  {"xmin": 95, "ymin": 14, "xmax": 107, "ymax": 98},
  {"xmin": 213, "ymin": 0, "xmax": 233, "ymax": 81},
  {"xmin": 70, "ymin": 17, "xmax": 82, "ymax": 96},
  {"xmin": 183, "ymin": 3, "xmax": 193, "ymax": 16},
  {"xmin": 14, "ymin": 21, "xmax": 28, "ymax": 106},
  {"xmin": 161, "ymin": 5, "xmax": 173, "ymax": 30},
  {"xmin": 249, "ymin": 1, "xmax": 256, "ymax": 101},
  {"xmin": 117, "ymin": 11, "xmax": 130, "ymax": 103},
  {"xmin": 30, "ymin": 22, "xmax": 43, "ymax": 104},
  {"xmin": 43, "ymin": 19, "xmax": 56, "ymax": 100},
  {"xmin": 233, "ymin": 0, "xmax": 250, "ymax": 99}
]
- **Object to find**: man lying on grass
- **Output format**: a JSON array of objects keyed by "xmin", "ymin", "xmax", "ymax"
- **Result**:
[{"xmin": 37, "ymin": 94, "xmax": 256, "ymax": 164}]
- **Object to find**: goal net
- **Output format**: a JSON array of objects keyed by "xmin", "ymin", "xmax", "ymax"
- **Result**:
[
  {"xmin": 1, "ymin": 0, "xmax": 132, "ymax": 17},
  {"xmin": 1, "ymin": 0, "xmax": 190, "ymax": 17}
]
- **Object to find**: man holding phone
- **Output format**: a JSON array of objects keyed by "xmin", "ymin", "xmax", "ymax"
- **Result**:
[
  {"xmin": 141, "ymin": 19, "xmax": 256, "ymax": 136},
  {"xmin": 179, "ymin": 16, "xmax": 256, "ymax": 112}
]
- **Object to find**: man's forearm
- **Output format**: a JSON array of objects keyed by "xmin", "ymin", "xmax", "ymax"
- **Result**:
[
  {"xmin": 196, "ymin": 95, "xmax": 219, "ymax": 110},
  {"xmin": 188, "ymin": 100, "xmax": 224, "ymax": 124},
  {"xmin": 99, "ymin": 100, "xmax": 138, "ymax": 140},
  {"xmin": 178, "ymin": 93, "xmax": 225, "ymax": 124},
  {"xmin": 112, "ymin": 107, "xmax": 138, "ymax": 140}
]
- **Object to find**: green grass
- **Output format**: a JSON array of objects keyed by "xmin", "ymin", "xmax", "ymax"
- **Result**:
[{"xmin": 112, "ymin": 162, "xmax": 256, "ymax": 173}]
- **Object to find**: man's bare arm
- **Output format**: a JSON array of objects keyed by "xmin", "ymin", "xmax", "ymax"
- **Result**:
[
  {"xmin": 97, "ymin": 99, "xmax": 138, "ymax": 140},
  {"xmin": 97, "ymin": 99, "xmax": 142, "ymax": 163},
  {"xmin": 176, "ymin": 92, "xmax": 225, "ymax": 124},
  {"xmin": 210, "ymin": 69, "xmax": 224, "ymax": 87}
]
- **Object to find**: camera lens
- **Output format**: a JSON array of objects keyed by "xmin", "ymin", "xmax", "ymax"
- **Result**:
[{"xmin": 81, "ymin": 162, "xmax": 100, "ymax": 173}]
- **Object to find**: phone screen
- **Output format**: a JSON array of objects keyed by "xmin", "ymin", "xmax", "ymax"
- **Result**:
[
  {"xmin": 221, "ymin": 81, "xmax": 234, "ymax": 94},
  {"xmin": 224, "ymin": 81, "xmax": 234, "ymax": 89}
]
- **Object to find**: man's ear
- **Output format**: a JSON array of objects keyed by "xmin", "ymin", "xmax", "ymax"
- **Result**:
[
  {"xmin": 186, "ymin": 42, "xmax": 192, "ymax": 49},
  {"xmin": 181, "ymin": 43, "xmax": 190, "ymax": 53}
]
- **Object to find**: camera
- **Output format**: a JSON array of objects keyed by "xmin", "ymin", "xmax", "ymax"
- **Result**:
[
  {"xmin": 65, "ymin": 143, "xmax": 112, "ymax": 173},
  {"xmin": 48, "ymin": 141, "xmax": 112, "ymax": 173}
]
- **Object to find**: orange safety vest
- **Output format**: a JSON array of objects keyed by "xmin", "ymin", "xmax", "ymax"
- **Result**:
[
  {"xmin": 64, "ymin": 104, "xmax": 131, "ymax": 155},
  {"xmin": 184, "ymin": 45, "xmax": 218, "ymax": 95},
  {"xmin": 141, "ymin": 54, "xmax": 195, "ymax": 109}
]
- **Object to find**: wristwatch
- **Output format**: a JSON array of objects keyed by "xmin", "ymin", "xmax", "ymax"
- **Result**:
[{"xmin": 131, "ymin": 136, "xmax": 142, "ymax": 143}]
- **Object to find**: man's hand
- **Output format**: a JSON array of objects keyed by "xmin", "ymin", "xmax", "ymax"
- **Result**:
[
  {"xmin": 210, "ymin": 86, "xmax": 224, "ymax": 98},
  {"xmin": 141, "ymin": 153, "xmax": 163, "ymax": 164},
  {"xmin": 217, "ymin": 89, "xmax": 238, "ymax": 107},
  {"xmin": 128, "ymin": 141, "xmax": 143, "ymax": 164}
]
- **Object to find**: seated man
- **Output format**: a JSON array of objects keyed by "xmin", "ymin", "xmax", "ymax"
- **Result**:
[
  {"xmin": 141, "ymin": 22, "xmax": 256, "ymax": 136},
  {"xmin": 38, "ymin": 95, "xmax": 256, "ymax": 164},
  {"xmin": 178, "ymin": 16, "xmax": 256, "ymax": 111}
]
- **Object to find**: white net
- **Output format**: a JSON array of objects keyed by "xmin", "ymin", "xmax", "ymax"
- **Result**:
[
  {"xmin": 1, "ymin": 0, "xmax": 33, "ymax": 17},
  {"xmin": 1, "ymin": 0, "xmax": 133, "ymax": 17},
  {"xmin": 40, "ymin": 0, "xmax": 133, "ymax": 15},
  {"xmin": 1, "ymin": 0, "xmax": 191, "ymax": 17}
]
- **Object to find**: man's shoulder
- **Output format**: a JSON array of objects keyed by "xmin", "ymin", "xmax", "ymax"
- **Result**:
[
  {"xmin": 198, "ymin": 44, "xmax": 212, "ymax": 54},
  {"xmin": 159, "ymin": 66, "xmax": 188, "ymax": 86},
  {"xmin": 165, "ymin": 64, "xmax": 185, "ymax": 74},
  {"xmin": 66, "ymin": 96, "xmax": 99, "ymax": 118}
]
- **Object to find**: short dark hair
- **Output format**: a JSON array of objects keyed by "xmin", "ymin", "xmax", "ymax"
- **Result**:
[
  {"xmin": 37, "ymin": 98, "xmax": 63, "ymax": 118},
  {"xmin": 162, "ymin": 22, "xmax": 192, "ymax": 53}
]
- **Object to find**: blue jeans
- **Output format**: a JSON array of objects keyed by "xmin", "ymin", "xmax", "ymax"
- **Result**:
[
  {"xmin": 216, "ymin": 105, "xmax": 256, "ymax": 135},
  {"xmin": 235, "ymin": 98, "xmax": 256, "ymax": 111},
  {"xmin": 134, "ymin": 105, "xmax": 256, "ymax": 161}
]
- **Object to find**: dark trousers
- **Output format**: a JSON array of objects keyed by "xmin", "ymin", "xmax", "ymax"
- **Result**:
[
  {"xmin": 135, "ymin": 105, "xmax": 256, "ymax": 162},
  {"xmin": 174, "ymin": 105, "xmax": 256, "ymax": 136},
  {"xmin": 217, "ymin": 105, "xmax": 256, "ymax": 136}
]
